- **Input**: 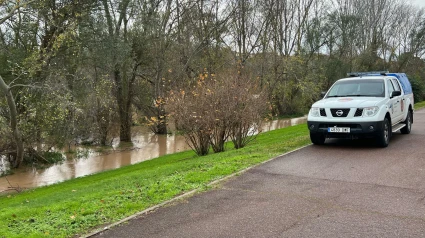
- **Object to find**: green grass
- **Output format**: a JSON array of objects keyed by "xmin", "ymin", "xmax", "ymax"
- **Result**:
[
  {"xmin": 415, "ymin": 100, "xmax": 425, "ymax": 110},
  {"xmin": 270, "ymin": 112, "xmax": 307, "ymax": 120},
  {"xmin": 0, "ymin": 124, "xmax": 310, "ymax": 238}
]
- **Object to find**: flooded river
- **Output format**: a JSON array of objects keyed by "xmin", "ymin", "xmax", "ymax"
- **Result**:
[{"xmin": 0, "ymin": 117, "xmax": 306, "ymax": 192}]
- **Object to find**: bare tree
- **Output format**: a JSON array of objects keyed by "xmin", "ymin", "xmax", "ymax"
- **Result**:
[
  {"xmin": 0, "ymin": 0, "xmax": 37, "ymax": 167},
  {"xmin": 101, "ymin": 0, "xmax": 137, "ymax": 142}
]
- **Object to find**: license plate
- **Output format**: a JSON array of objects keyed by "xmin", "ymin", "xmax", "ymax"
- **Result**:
[{"xmin": 328, "ymin": 127, "xmax": 350, "ymax": 133}]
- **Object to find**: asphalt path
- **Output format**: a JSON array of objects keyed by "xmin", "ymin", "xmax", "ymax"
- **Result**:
[{"xmin": 94, "ymin": 108, "xmax": 425, "ymax": 238}]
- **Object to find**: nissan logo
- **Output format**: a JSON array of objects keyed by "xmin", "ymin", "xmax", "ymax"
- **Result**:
[{"xmin": 336, "ymin": 110, "xmax": 344, "ymax": 116}]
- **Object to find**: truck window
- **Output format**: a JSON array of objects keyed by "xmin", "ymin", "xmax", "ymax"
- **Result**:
[
  {"xmin": 326, "ymin": 79, "xmax": 384, "ymax": 98},
  {"xmin": 388, "ymin": 79, "xmax": 395, "ymax": 96},
  {"xmin": 391, "ymin": 79, "xmax": 401, "ymax": 91}
]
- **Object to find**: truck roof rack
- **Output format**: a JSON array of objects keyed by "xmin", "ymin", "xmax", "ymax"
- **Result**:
[{"xmin": 347, "ymin": 71, "xmax": 389, "ymax": 77}]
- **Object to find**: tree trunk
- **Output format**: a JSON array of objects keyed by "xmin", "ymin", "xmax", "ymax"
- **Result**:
[
  {"xmin": 156, "ymin": 116, "xmax": 167, "ymax": 134},
  {"xmin": 0, "ymin": 76, "xmax": 24, "ymax": 168},
  {"xmin": 119, "ymin": 107, "xmax": 132, "ymax": 142},
  {"xmin": 115, "ymin": 69, "xmax": 132, "ymax": 142},
  {"xmin": 102, "ymin": 0, "xmax": 133, "ymax": 142}
]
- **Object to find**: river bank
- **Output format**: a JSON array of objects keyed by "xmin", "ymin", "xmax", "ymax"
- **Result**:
[{"xmin": 0, "ymin": 116, "xmax": 306, "ymax": 192}]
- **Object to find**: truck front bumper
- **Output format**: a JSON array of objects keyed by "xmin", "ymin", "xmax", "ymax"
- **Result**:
[{"xmin": 307, "ymin": 120, "xmax": 385, "ymax": 138}]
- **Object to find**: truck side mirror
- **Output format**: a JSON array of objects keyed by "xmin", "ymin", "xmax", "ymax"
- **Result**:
[
  {"xmin": 391, "ymin": 90, "xmax": 401, "ymax": 98},
  {"xmin": 320, "ymin": 91, "xmax": 326, "ymax": 98}
]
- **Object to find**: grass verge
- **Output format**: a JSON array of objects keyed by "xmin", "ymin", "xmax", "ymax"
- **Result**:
[
  {"xmin": 0, "ymin": 124, "xmax": 310, "ymax": 238},
  {"xmin": 415, "ymin": 100, "xmax": 425, "ymax": 110}
]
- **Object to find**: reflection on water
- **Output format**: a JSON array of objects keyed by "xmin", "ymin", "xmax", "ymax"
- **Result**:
[
  {"xmin": 261, "ymin": 117, "xmax": 307, "ymax": 132},
  {"xmin": 0, "ymin": 116, "xmax": 306, "ymax": 192}
]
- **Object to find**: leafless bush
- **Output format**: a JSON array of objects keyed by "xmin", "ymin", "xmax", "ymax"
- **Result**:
[
  {"xmin": 167, "ymin": 72, "xmax": 268, "ymax": 156},
  {"xmin": 225, "ymin": 75, "xmax": 268, "ymax": 149},
  {"xmin": 167, "ymin": 77, "xmax": 212, "ymax": 155}
]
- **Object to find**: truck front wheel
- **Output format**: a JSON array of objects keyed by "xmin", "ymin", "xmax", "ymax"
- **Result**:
[
  {"xmin": 310, "ymin": 132, "xmax": 326, "ymax": 145},
  {"xmin": 377, "ymin": 118, "xmax": 390, "ymax": 147}
]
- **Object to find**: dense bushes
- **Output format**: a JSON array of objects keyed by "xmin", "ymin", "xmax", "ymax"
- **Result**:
[{"xmin": 410, "ymin": 76, "xmax": 425, "ymax": 103}]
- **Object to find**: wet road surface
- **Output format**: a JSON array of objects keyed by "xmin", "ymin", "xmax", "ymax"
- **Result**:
[{"xmin": 95, "ymin": 109, "xmax": 425, "ymax": 238}]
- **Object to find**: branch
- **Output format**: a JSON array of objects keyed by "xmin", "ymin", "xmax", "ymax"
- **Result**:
[
  {"xmin": 8, "ymin": 69, "xmax": 27, "ymax": 85},
  {"xmin": 135, "ymin": 73, "xmax": 154, "ymax": 85},
  {"xmin": 0, "ymin": 0, "xmax": 35, "ymax": 25},
  {"xmin": 4, "ymin": 176, "xmax": 23, "ymax": 193},
  {"xmin": 9, "ymin": 83, "xmax": 45, "ymax": 89}
]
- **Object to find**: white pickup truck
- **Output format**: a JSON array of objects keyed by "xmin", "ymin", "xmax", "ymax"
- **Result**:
[{"xmin": 307, "ymin": 72, "xmax": 414, "ymax": 147}]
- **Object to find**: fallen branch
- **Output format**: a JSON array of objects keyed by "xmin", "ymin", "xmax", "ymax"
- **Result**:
[{"xmin": 4, "ymin": 176, "xmax": 23, "ymax": 193}]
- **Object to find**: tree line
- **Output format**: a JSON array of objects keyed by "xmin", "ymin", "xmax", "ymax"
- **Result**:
[{"xmin": 1, "ymin": 0, "xmax": 425, "ymax": 167}]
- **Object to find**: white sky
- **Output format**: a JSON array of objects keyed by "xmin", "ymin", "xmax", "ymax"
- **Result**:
[{"xmin": 411, "ymin": 0, "xmax": 425, "ymax": 8}]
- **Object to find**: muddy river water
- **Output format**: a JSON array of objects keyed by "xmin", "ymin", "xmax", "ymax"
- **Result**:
[{"xmin": 0, "ymin": 117, "xmax": 306, "ymax": 192}]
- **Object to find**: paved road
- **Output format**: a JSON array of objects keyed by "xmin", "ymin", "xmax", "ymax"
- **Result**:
[{"xmin": 95, "ymin": 109, "xmax": 425, "ymax": 238}]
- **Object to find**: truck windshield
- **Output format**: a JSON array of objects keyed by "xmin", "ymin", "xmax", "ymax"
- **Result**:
[{"xmin": 326, "ymin": 79, "xmax": 385, "ymax": 98}]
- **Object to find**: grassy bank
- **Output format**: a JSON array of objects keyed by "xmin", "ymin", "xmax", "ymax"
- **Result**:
[
  {"xmin": 0, "ymin": 124, "xmax": 310, "ymax": 237},
  {"xmin": 415, "ymin": 100, "xmax": 425, "ymax": 110}
]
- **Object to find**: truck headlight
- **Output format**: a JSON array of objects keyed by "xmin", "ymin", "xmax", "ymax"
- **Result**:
[
  {"xmin": 363, "ymin": 107, "xmax": 379, "ymax": 117},
  {"xmin": 309, "ymin": 107, "xmax": 320, "ymax": 117}
]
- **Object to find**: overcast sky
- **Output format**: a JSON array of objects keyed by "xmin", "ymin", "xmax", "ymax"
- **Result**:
[{"xmin": 412, "ymin": 0, "xmax": 425, "ymax": 8}]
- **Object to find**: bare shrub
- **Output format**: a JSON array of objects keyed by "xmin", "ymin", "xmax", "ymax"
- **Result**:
[
  {"xmin": 205, "ymin": 75, "xmax": 233, "ymax": 153},
  {"xmin": 167, "ymin": 75, "xmax": 212, "ymax": 155},
  {"xmin": 167, "ymin": 72, "xmax": 267, "ymax": 156},
  {"xmin": 225, "ymin": 75, "xmax": 268, "ymax": 149}
]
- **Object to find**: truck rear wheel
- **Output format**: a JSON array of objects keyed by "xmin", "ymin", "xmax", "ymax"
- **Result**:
[
  {"xmin": 401, "ymin": 110, "xmax": 412, "ymax": 134},
  {"xmin": 377, "ymin": 118, "xmax": 390, "ymax": 147},
  {"xmin": 310, "ymin": 132, "xmax": 325, "ymax": 145}
]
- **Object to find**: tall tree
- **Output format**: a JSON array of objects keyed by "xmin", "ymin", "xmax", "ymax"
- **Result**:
[
  {"xmin": 101, "ymin": 0, "xmax": 136, "ymax": 142},
  {"xmin": 0, "ymin": 0, "xmax": 36, "ymax": 168}
]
